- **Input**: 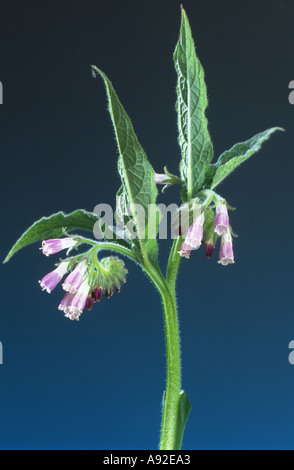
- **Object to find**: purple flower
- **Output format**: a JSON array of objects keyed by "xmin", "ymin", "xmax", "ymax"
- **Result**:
[
  {"xmin": 39, "ymin": 261, "xmax": 70, "ymax": 293},
  {"xmin": 214, "ymin": 202, "xmax": 229, "ymax": 236},
  {"xmin": 154, "ymin": 173, "xmax": 169, "ymax": 184},
  {"xmin": 62, "ymin": 260, "xmax": 88, "ymax": 294},
  {"xmin": 218, "ymin": 231, "xmax": 234, "ymax": 266},
  {"xmin": 64, "ymin": 278, "xmax": 91, "ymax": 321},
  {"xmin": 178, "ymin": 211, "xmax": 204, "ymax": 258},
  {"xmin": 40, "ymin": 238, "xmax": 78, "ymax": 256},
  {"xmin": 184, "ymin": 212, "xmax": 204, "ymax": 249},
  {"xmin": 58, "ymin": 291, "xmax": 76, "ymax": 313},
  {"xmin": 178, "ymin": 240, "xmax": 192, "ymax": 259}
]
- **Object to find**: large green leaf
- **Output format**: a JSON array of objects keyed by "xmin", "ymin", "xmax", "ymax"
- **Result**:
[
  {"xmin": 92, "ymin": 66, "xmax": 159, "ymax": 264},
  {"xmin": 174, "ymin": 7, "xmax": 213, "ymax": 201},
  {"xmin": 4, "ymin": 209, "xmax": 102, "ymax": 263},
  {"xmin": 207, "ymin": 127, "xmax": 283, "ymax": 190}
]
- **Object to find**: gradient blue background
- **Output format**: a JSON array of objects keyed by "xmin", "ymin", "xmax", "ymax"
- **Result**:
[{"xmin": 1, "ymin": 0, "xmax": 294, "ymax": 450}]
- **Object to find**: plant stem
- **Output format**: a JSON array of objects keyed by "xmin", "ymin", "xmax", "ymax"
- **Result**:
[
  {"xmin": 144, "ymin": 239, "xmax": 189, "ymax": 450},
  {"xmin": 166, "ymin": 237, "xmax": 183, "ymax": 291},
  {"xmin": 159, "ymin": 282, "xmax": 182, "ymax": 449},
  {"xmin": 80, "ymin": 237, "xmax": 139, "ymax": 263}
]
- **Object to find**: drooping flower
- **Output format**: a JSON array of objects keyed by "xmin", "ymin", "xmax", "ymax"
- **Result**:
[
  {"xmin": 62, "ymin": 260, "xmax": 88, "ymax": 294},
  {"xmin": 178, "ymin": 210, "xmax": 204, "ymax": 258},
  {"xmin": 40, "ymin": 238, "xmax": 78, "ymax": 256},
  {"xmin": 218, "ymin": 231, "xmax": 234, "ymax": 266},
  {"xmin": 214, "ymin": 201, "xmax": 229, "ymax": 236},
  {"xmin": 63, "ymin": 278, "xmax": 91, "ymax": 321},
  {"xmin": 58, "ymin": 291, "xmax": 76, "ymax": 313},
  {"xmin": 184, "ymin": 212, "xmax": 204, "ymax": 249},
  {"xmin": 39, "ymin": 261, "xmax": 70, "ymax": 293},
  {"xmin": 178, "ymin": 240, "xmax": 192, "ymax": 259}
]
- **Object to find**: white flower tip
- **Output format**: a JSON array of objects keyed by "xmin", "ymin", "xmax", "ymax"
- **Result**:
[
  {"xmin": 218, "ymin": 258, "xmax": 234, "ymax": 266},
  {"xmin": 62, "ymin": 283, "xmax": 78, "ymax": 295},
  {"xmin": 178, "ymin": 250, "xmax": 190, "ymax": 259},
  {"xmin": 64, "ymin": 307, "xmax": 81, "ymax": 321},
  {"xmin": 38, "ymin": 280, "xmax": 51, "ymax": 293},
  {"xmin": 39, "ymin": 246, "xmax": 49, "ymax": 256}
]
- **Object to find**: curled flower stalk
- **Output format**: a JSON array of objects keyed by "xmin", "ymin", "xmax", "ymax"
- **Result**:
[{"xmin": 5, "ymin": 6, "xmax": 282, "ymax": 450}]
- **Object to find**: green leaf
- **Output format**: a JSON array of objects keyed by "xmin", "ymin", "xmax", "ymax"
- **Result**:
[
  {"xmin": 4, "ymin": 209, "xmax": 101, "ymax": 263},
  {"xmin": 174, "ymin": 7, "xmax": 213, "ymax": 201},
  {"xmin": 208, "ymin": 127, "xmax": 283, "ymax": 190},
  {"xmin": 174, "ymin": 390, "xmax": 192, "ymax": 450},
  {"xmin": 92, "ymin": 66, "xmax": 159, "ymax": 264}
]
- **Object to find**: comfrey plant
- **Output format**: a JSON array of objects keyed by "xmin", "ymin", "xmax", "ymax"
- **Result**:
[{"xmin": 4, "ymin": 7, "xmax": 282, "ymax": 449}]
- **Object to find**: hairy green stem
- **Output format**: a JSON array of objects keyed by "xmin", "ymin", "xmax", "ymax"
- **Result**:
[
  {"xmin": 159, "ymin": 284, "xmax": 182, "ymax": 449},
  {"xmin": 159, "ymin": 238, "xmax": 185, "ymax": 449},
  {"xmin": 166, "ymin": 237, "xmax": 183, "ymax": 291},
  {"xmin": 78, "ymin": 236, "xmax": 139, "ymax": 263},
  {"xmin": 143, "ymin": 239, "xmax": 188, "ymax": 450}
]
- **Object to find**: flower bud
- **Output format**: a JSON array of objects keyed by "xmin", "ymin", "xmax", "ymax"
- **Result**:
[
  {"xmin": 104, "ymin": 287, "xmax": 113, "ymax": 298},
  {"xmin": 92, "ymin": 287, "xmax": 102, "ymax": 302},
  {"xmin": 205, "ymin": 242, "xmax": 214, "ymax": 259},
  {"xmin": 86, "ymin": 296, "xmax": 94, "ymax": 311},
  {"xmin": 154, "ymin": 173, "xmax": 169, "ymax": 184},
  {"xmin": 100, "ymin": 256, "xmax": 128, "ymax": 288}
]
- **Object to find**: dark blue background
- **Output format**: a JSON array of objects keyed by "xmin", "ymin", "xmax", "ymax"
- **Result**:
[{"xmin": 1, "ymin": 0, "xmax": 294, "ymax": 450}]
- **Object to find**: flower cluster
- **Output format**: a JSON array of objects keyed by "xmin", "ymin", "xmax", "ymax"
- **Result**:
[
  {"xmin": 39, "ymin": 238, "xmax": 127, "ymax": 320},
  {"xmin": 172, "ymin": 196, "xmax": 235, "ymax": 266}
]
